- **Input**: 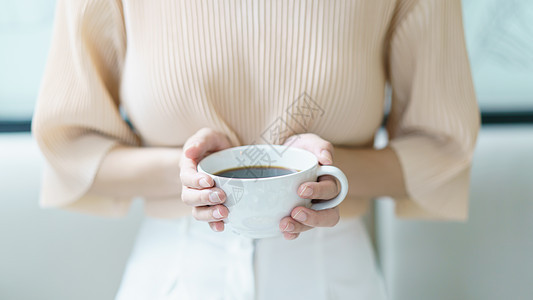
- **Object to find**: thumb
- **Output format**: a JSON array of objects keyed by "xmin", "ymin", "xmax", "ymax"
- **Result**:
[
  {"xmin": 285, "ymin": 134, "xmax": 334, "ymax": 165},
  {"xmin": 184, "ymin": 128, "xmax": 232, "ymax": 160}
]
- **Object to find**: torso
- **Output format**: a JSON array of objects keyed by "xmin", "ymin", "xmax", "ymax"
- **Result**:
[{"xmin": 120, "ymin": 0, "xmax": 396, "ymax": 147}]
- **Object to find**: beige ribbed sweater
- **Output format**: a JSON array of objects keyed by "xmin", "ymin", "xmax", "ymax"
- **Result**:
[{"xmin": 33, "ymin": 0, "xmax": 479, "ymax": 220}]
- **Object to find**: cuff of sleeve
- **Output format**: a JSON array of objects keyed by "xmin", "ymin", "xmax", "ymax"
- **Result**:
[
  {"xmin": 39, "ymin": 134, "xmax": 132, "ymax": 217},
  {"xmin": 389, "ymin": 135, "xmax": 472, "ymax": 221}
]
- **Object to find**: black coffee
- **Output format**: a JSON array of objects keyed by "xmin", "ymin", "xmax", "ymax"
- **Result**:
[{"xmin": 214, "ymin": 166, "xmax": 297, "ymax": 179}]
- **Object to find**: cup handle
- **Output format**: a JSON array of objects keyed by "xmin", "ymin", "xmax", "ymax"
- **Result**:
[{"xmin": 310, "ymin": 166, "xmax": 349, "ymax": 211}]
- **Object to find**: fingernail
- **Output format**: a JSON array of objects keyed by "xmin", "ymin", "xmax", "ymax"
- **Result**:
[
  {"xmin": 285, "ymin": 233, "xmax": 298, "ymax": 240},
  {"xmin": 213, "ymin": 208, "xmax": 223, "ymax": 219},
  {"xmin": 282, "ymin": 222, "xmax": 295, "ymax": 232},
  {"xmin": 209, "ymin": 192, "xmax": 222, "ymax": 203},
  {"xmin": 293, "ymin": 210, "xmax": 307, "ymax": 222},
  {"xmin": 320, "ymin": 150, "xmax": 333, "ymax": 165},
  {"xmin": 199, "ymin": 178, "xmax": 211, "ymax": 188},
  {"xmin": 212, "ymin": 223, "xmax": 223, "ymax": 232},
  {"xmin": 299, "ymin": 185, "xmax": 313, "ymax": 198}
]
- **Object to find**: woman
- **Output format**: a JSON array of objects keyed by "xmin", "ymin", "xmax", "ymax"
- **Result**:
[{"xmin": 33, "ymin": 0, "xmax": 479, "ymax": 299}]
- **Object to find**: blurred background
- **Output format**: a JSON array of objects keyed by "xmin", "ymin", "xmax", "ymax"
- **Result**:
[{"xmin": 1, "ymin": 0, "xmax": 532, "ymax": 299}]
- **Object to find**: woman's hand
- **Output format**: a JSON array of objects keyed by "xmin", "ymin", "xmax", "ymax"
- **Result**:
[
  {"xmin": 180, "ymin": 128, "xmax": 232, "ymax": 232},
  {"xmin": 279, "ymin": 134, "xmax": 341, "ymax": 240}
]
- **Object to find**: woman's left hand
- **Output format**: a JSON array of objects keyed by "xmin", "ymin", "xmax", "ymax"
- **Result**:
[{"xmin": 279, "ymin": 133, "xmax": 341, "ymax": 240}]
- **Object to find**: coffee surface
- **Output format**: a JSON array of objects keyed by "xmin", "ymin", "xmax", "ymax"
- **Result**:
[{"xmin": 214, "ymin": 166, "xmax": 297, "ymax": 179}]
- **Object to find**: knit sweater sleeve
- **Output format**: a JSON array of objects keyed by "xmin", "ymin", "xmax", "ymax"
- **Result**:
[
  {"xmin": 32, "ymin": 0, "xmax": 140, "ymax": 216},
  {"xmin": 386, "ymin": 0, "xmax": 481, "ymax": 220}
]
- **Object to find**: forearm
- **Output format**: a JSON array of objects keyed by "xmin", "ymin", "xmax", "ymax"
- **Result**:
[
  {"xmin": 333, "ymin": 146, "xmax": 407, "ymax": 200},
  {"xmin": 87, "ymin": 144, "xmax": 406, "ymax": 200},
  {"xmin": 88, "ymin": 145, "xmax": 182, "ymax": 199}
]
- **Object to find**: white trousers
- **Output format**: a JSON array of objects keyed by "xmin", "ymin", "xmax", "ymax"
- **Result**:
[{"xmin": 116, "ymin": 216, "xmax": 387, "ymax": 300}]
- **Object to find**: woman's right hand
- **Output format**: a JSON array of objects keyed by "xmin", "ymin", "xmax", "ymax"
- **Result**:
[{"xmin": 180, "ymin": 128, "xmax": 232, "ymax": 232}]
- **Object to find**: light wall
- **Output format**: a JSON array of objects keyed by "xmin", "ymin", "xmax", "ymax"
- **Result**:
[
  {"xmin": 377, "ymin": 126, "xmax": 533, "ymax": 300},
  {"xmin": 0, "ymin": 134, "xmax": 144, "ymax": 300},
  {"xmin": 2, "ymin": 126, "xmax": 532, "ymax": 300}
]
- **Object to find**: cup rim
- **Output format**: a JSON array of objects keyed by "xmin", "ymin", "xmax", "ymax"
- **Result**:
[{"xmin": 197, "ymin": 144, "xmax": 318, "ymax": 181}]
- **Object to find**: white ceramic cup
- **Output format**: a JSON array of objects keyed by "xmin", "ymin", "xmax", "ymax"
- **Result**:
[{"xmin": 197, "ymin": 144, "xmax": 348, "ymax": 239}]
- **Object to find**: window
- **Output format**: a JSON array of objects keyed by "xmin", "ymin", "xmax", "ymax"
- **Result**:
[
  {"xmin": 0, "ymin": 0, "xmax": 531, "ymax": 131},
  {"xmin": 0, "ymin": 0, "xmax": 55, "ymax": 121},
  {"xmin": 463, "ymin": 0, "xmax": 533, "ymax": 112}
]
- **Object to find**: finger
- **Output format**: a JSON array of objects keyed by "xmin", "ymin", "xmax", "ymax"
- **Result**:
[
  {"xmin": 191, "ymin": 205, "xmax": 228, "ymax": 222},
  {"xmin": 209, "ymin": 221, "xmax": 225, "ymax": 232},
  {"xmin": 297, "ymin": 175, "xmax": 339, "ymax": 200},
  {"xmin": 279, "ymin": 216, "xmax": 313, "ymax": 233},
  {"xmin": 283, "ymin": 232, "xmax": 300, "ymax": 240},
  {"xmin": 284, "ymin": 134, "xmax": 334, "ymax": 165},
  {"xmin": 179, "ymin": 157, "xmax": 214, "ymax": 188},
  {"xmin": 290, "ymin": 206, "xmax": 340, "ymax": 228},
  {"xmin": 183, "ymin": 128, "xmax": 232, "ymax": 160},
  {"xmin": 318, "ymin": 148, "xmax": 334, "ymax": 165},
  {"xmin": 181, "ymin": 187, "xmax": 226, "ymax": 206}
]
